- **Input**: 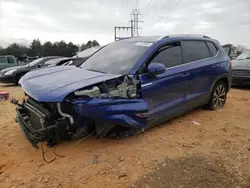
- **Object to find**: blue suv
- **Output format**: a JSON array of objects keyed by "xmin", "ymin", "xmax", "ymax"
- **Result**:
[{"xmin": 16, "ymin": 35, "xmax": 232, "ymax": 148}]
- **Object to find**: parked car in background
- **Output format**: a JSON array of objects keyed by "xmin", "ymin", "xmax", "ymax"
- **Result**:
[
  {"xmin": 222, "ymin": 45, "xmax": 237, "ymax": 60},
  {"xmin": 44, "ymin": 46, "xmax": 103, "ymax": 68},
  {"xmin": 74, "ymin": 46, "xmax": 102, "ymax": 58},
  {"xmin": 44, "ymin": 57, "xmax": 70, "ymax": 67},
  {"xmin": 16, "ymin": 35, "xmax": 231, "ymax": 148},
  {"xmin": 0, "ymin": 55, "xmax": 19, "ymax": 71},
  {"xmin": 44, "ymin": 57, "xmax": 87, "ymax": 67},
  {"xmin": 232, "ymin": 50, "xmax": 250, "ymax": 86},
  {"xmin": 0, "ymin": 56, "xmax": 62, "ymax": 85}
]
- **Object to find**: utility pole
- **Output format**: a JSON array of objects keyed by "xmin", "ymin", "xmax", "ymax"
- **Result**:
[
  {"xmin": 130, "ymin": 9, "xmax": 143, "ymax": 37},
  {"xmin": 113, "ymin": 9, "xmax": 143, "ymax": 41},
  {"xmin": 114, "ymin": 20, "xmax": 134, "ymax": 41}
]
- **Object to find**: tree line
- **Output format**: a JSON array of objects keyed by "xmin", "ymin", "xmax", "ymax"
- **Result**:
[
  {"xmin": 0, "ymin": 39, "xmax": 100, "ymax": 60},
  {"xmin": 0, "ymin": 39, "xmax": 247, "ymax": 61},
  {"xmin": 222, "ymin": 44, "xmax": 247, "ymax": 56}
]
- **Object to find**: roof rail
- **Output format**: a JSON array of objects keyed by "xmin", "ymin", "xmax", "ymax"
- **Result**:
[{"xmin": 163, "ymin": 34, "xmax": 211, "ymax": 39}]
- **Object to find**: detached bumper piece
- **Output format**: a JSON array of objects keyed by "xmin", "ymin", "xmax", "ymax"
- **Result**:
[{"xmin": 16, "ymin": 100, "xmax": 68, "ymax": 148}]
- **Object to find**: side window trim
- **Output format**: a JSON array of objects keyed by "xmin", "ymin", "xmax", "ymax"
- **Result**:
[
  {"xmin": 205, "ymin": 42, "xmax": 213, "ymax": 57},
  {"xmin": 205, "ymin": 41, "xmax": 219, "ymax": 57}
]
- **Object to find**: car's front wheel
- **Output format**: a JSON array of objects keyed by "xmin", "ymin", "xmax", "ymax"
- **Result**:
[{"xmin": 207, "ymin": 81, "xmax": 227, "ymax": 110}]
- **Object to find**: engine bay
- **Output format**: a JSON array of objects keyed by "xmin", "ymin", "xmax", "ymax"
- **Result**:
[{"xmin": 74, "ymin": 75, "xmax": 138, "ymax": 99}]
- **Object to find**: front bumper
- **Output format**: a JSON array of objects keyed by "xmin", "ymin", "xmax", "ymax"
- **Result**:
[
  {"xmin": 232, "ymin": 77, "xmax": 250, "ymax": 86},
  {"xmin": 0, "ymin": 74, "xmax": 16, "ymax": 83}
]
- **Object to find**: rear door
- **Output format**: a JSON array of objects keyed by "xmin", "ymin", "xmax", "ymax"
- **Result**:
[
  {"xmin": 140, "ymin": 42, "xmax": 190, "ymax": 125},
  {"xmin": 181, "ymin": 40, "xmax": 219, "ymax": 108}
]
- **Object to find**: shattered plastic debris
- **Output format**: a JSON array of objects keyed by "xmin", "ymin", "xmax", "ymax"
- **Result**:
[
  {"xmin": 192, "ymin": 121, "xmax": 201, "ymax": 126},
  {"xmin": 0, "ymin": 91, "xmax": 9, "ymax": 101}
]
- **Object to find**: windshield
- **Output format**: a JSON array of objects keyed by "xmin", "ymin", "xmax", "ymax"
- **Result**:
[
  {"xmin": 80, "ymin": 41, "xmax": 151, "ymax": 74},
  {"xmin": 0, "ymin": 57, "xmax": 7, "ymax": 64},
  {"xmin": 76, "ymin": 46, "xmax": 102, "ymax": 58},
  {"xmin": 236, "ymin": 50, "xmax": 250, "ymax": 60},
  {"xmin": 26, "ymin": 58, "xmax": 44, "ymax": 66}
]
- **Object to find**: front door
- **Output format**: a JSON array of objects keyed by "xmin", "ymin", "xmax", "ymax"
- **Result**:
[{"xmin": 139, "ymin": 42, "xmax": 190, "ymax": 126}]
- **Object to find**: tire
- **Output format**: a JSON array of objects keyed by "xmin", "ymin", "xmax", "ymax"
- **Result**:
[{"xmin": 207, "ymin": 81, "xmax": 227, "ymax": 110}]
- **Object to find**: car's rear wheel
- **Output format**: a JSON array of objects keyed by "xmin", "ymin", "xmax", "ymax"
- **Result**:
[{"xmin": 207, "ymin": 81, "xmax": 227, "ymax": 110}]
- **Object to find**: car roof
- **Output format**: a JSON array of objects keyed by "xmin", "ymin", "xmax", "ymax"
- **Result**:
[
  {"xmin": 0, "ymin": 55, "xmax": 15, "ymax": 57},
  {"xmin": 119, "ymin": 34, "xmax": 213, "ymax": 43}
]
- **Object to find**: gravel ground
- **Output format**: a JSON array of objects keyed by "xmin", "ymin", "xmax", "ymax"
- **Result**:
[{"xmin": 0, "ymin": 84, "xmax": 250, "ymax": 188}]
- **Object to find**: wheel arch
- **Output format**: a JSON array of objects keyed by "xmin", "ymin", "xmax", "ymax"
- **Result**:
[{"xmin": 209, "ymin": 73, "xmax": 230, "ymax": 94}]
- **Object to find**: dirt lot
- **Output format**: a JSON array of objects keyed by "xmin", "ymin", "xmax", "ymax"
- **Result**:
[{"xmin": 0, "ymin": 84, "xmax": 250, "ymax": 188}]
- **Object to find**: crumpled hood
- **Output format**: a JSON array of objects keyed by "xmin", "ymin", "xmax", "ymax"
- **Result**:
[
  {"xmin": 0, "ymin": 65, "xmax": 26, "ymax": 73},
  {"xmin": 19, "ymin": 66, "xmax": 121, "ymax": 102},
  {"xmin": 232, "ymin": 59, "xmax": 250, "ymax": 70}
]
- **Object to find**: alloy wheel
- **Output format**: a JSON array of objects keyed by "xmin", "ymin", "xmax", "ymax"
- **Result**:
[{"xmin": 213, "ymin": 84, "xmax": 226, "ymax": 108}]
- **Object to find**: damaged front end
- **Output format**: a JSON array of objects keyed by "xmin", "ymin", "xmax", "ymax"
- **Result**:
[{"xmin": 15, "ymin": 75, "xmax": 148, "ymax": 148}]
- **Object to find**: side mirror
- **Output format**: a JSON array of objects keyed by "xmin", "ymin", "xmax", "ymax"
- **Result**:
[{"xmin": 148, "ymin": 63, "xmax": 166, "ymax": 75}]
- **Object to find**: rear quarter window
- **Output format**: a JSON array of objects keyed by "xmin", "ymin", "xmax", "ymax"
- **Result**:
[
  {"xmin": 206, "ymin": 42, "xmax": 218, "ymax": 57},
  {"xmin": 182, "ymin": 41, "xmax": 210, "ymax": 63}
]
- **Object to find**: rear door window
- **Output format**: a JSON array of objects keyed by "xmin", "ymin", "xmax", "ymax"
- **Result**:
[
  {"xmin": 206, "ymin": 42, "xmax": 218, "ymax": 57},
  {"xmin": 182, "ymin": 41, "xmax": 210, "ymax": 63}
]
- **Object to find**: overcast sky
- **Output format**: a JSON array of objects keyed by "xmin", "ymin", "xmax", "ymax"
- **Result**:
[{"xmin": 0, "ymin": 0, "xmax": 250, "ymax": 47}]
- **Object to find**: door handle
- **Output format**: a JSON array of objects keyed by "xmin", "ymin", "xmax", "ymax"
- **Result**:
[
  {"xmin": 180, "ymin": 73, "xmax": 190, "ymax": 77},
  {"xmin": 212, "ymin": 64, "xmax": 219, "ymax": 68}
]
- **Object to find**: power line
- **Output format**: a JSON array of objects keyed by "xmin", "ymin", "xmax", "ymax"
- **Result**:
[
  {"xmin": 151, "ymin": 0, "xmax": 172, "ymax": 20},
  {"xmin": 120, "ymin": 0, "xmax": 124, "ymax": 17},
  {"xmin": 136, "ymin": 0, "xmax": 140, "ymax": 8},
  {"xmin": 164, "ymin": 0, "xmax": 182, "ymax": 15},
  {"xmin": 144, "ymin": 0, "xmax": 156, "ymax": 12},
  {"xmin": 125, "ymin": 0, "xmax": 128, "ymax": 16},
  {"xmin": 122, "ymin": 0, "xmax": 129, "ymax": 25},
  {"xmin": 153, "ymin": 0, "xmax": 182, "ymax": 24},
  {"xmin": 158, "ymin": 0, "xmax": 173, "ymax": 13}
]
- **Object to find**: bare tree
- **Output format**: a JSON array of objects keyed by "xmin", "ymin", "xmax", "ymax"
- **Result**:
[{"xmin": 235, "ymin": 45, "xmax": 247, "ymax": 56}]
